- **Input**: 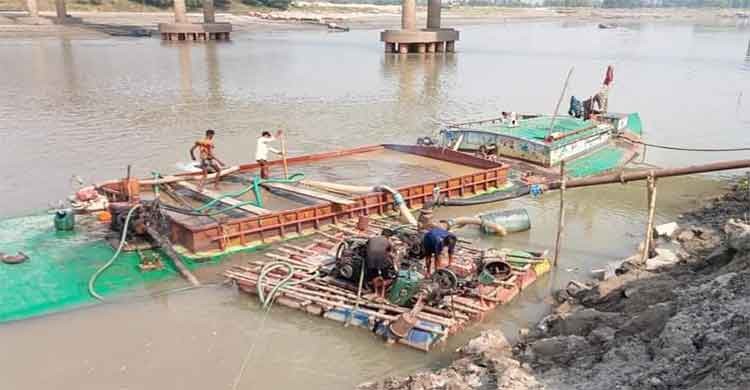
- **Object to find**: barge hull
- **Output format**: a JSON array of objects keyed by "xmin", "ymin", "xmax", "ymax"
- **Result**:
[{"xmin": 159, "ymin": 145, "xmax": 509, "ymax": 254}]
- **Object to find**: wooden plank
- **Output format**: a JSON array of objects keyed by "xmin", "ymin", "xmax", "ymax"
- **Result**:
[
  {"xmin": 141, "ymin": 166, "xmax": 240, "ymax": 185},
  {"xmin": 263, "ymin": 182, "xmax": 355, "ymax": 205},
  {"xmin": 175, "ymin": 181, "xmax": 271, "ymax": 215}
]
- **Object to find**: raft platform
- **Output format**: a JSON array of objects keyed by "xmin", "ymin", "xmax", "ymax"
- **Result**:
[
  {"xmin": 224, "ymin": 218, "xmax": 551, "ymax": 352},
  {"xmin": 89, "ymin": 144, "xmax": 510, "ymax": 256}
]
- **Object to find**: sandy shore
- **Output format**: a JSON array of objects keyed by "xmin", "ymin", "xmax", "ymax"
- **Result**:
[{"xmin": 0, "ymin": 6, "xmax": 744, "ymax": 38}]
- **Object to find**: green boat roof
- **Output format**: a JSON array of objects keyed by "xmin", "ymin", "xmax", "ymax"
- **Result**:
[{"xmin": 457, "ymin": 116, "xmax": 607, "ymax": 148}]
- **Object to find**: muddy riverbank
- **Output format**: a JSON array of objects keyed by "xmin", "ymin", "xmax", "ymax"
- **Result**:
[{"xmin": 360, "ymin": 179, "xmax": 750, "ymax": 390}]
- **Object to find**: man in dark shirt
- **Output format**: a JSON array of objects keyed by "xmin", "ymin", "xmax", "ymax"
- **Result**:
[
  {"xmin": 365, "ymin": 236, "xmax": 394, "ymax": 300},
  {"xmin": 422, "ymin": 227, "xmax": 457, "ymax": 276}
]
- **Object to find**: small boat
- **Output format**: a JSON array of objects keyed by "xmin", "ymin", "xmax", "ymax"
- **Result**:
[
  {"xmin": 439, "ymin": 112, "xmax": 642, "ymax": 173},
  {"xmin": 598, "ymin": 23, "xmax": 618, "ymax": 29},
  {"xmin": 414, "ymin": 110, "xmax": 643, "ymax": 206}
]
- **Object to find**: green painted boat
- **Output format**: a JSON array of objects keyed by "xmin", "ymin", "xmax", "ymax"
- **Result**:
[{"xmin": 432, "ymin": 112, "xmax": 643, "ymax": 179}]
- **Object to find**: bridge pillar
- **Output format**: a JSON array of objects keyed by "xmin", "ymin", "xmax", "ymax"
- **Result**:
[
  {"xmin": 159, "ymin": 0, "xmax": 231, "ymax": 41},
  {"xmin": 381, "ymin": 0, "xmax": 458, "ymax": 54},
  {"xmin": 401, "ymin": 0, "xmax": 416, "ymax": 31},
  {"xmin": 26, "ymin": 0, "xmax": 38, "ymax": 17},
  {"xmin": 174, "ymin": 0, "xmax": 187, "ymax": 23},
  {"xmin": 55, "ymin": 0, "xmax": 66, "ymax": 23},
  {"xmin": 427, "ymin": 0, "xmax": 441, "ymax": 29},
  {"xmin": 203, "ymin": 0, "xmax": 215, "ymax": 23}
]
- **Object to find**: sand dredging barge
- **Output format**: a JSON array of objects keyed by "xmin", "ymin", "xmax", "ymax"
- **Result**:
[
  {"xmin": 70, "ymin": 143, "xmax": 552, "ymax": 351},
  {"xmin": 2, "ymin": 144, "xmax": 524, "ymax": 325}
]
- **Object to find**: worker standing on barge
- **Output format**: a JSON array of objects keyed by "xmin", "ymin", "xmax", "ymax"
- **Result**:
[
  {"xmin": 422, "ymin": 227, "xmax": 457, "ymax": 276},
  {"xmin": 190, "ymin": 129, "xmax": 225, "ymax": 191},
  {"xmin": 255, "ymin": 130, "xmax": 282, "ymax": 179}
]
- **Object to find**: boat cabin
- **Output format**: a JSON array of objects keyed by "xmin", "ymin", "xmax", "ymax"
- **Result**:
[{"xmin": 442, "ymin": 113, "xmax": 642, "ymax": 168}]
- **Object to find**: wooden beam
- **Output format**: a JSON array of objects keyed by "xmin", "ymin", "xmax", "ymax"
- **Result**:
[
  {"xmin": 263, "ymin": 182, "xmax": 355, "ymax": 205},
  {"xmin": 175, "ymin": 181, "xmax": 271, "ymax": 215},
  {"xmin": 141, "ymin": 166, "xmax": 240, "ymax": 185}
]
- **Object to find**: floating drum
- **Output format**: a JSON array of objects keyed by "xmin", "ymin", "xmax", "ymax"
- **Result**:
[
  {"xmin": 479, "ymin": 208, "xmax": 531, "ymax": 233},
  {"xmin": 53, "ymin": 209, "xmax": 75, "ymax": 231}
]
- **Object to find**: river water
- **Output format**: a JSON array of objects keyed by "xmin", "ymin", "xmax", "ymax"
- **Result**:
[{"xmin": 0, "ymin": 20, "xmax": 748, "ymax": 389}]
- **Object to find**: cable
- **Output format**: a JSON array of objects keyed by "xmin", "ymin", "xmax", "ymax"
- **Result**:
[
  {"xmin": 257, "ymin": 261, "xmax": 319, "ymax": 309},
  {"xmin": 232, "ymin": 260, "xmax": 318, "ymax": 390},
  {"xmin": 626, "ymin": 138, "xmax": 750, "ymax": 152},
  {"xmin": 88, "ymin": 204, "xmax": 141, "ymax": 301}
]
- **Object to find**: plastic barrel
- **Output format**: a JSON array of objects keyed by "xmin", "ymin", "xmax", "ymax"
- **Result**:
[
  {"xmin": 479, "ymin": 208, "xmax": 531, "ymax": 233},
  {"xmin": 53, "ymin": 209, "xmax": 75, "ymax": 231}
]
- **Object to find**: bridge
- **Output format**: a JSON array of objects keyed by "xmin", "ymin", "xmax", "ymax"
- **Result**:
[
  {"xmin": 381, "ymin": 0, "xmax": 459, "ymax": 54},
  {"xmin": 21, "ymin": 0, "xmax": 231, "ymax": 40}
]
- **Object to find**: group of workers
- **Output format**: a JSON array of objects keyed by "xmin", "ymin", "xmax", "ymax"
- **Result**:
[
  {"xmin": 189, "ymin": 129, "xmax": 459, "ymax": 302},
  {"xmin": 188, "ymin": 129, "xmax": 285, "ymax": 191},
  {"xmin": 569, "ymin": 65, "xmax": 614, "ymax": 120},
  {"xmin": 362, "ymin": 222, "xmax": 457, "ymax": 300}
]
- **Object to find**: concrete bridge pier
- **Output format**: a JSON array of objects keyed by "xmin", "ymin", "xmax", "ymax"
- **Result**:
[
  {"xmin": 381, "ymin": 0, "xmax": 459, "ymax": 54},
  {"xmin": 54, "ymin": 0, "xmax": 67, "ymax": 22},
  {"xmin": 25, "ymin": 0, "xmax": 38, "ymax": 17},
  {"xmin": 427, "ymin": 0, "xmax": 440, "ymax": 29},
  {"xmin": 159, "ymin": 0, "xmax": 231, "ymax": 41}
]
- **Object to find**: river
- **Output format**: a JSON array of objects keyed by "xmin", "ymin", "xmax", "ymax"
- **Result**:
[{"xmin": 0, "ymin": 20, "xmax": 748, "ymax": 389}]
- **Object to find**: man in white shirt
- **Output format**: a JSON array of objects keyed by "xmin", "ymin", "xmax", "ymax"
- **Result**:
[{"xmin": 255, "ymin": 130, "xmax": 282, "ymax": 179}]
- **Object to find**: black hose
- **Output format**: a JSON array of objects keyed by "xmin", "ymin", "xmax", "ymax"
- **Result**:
[{"xmin": 438, "ymin": 186, "xmax": 531, "ymax": 206}]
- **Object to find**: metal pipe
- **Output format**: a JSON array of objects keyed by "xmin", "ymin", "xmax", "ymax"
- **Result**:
[
  {"xmin": 146, "ymin": 226, "xmax": 200, "ymax": 286},
  {"xmin": 548, "ymin": 159, "xmax": 750, "ymax": 190}
]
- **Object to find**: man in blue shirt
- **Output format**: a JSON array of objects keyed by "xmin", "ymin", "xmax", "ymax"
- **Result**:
[{"xmin": 421, "ymin": 227, "xmax": 457, "ymax": 276}]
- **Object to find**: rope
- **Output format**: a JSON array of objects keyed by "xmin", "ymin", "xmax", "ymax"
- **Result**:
[
  {"xmin": 88, "ymin": 204, "xmax": 141, "ymax": 301},
  {"xmin": 626, "ymin": 138, "xmax": 750, "ymax": 152},
  {"xmin": 232, "ymin": 260, "xmax": 318, "ymax": 390},
  {"xmin": 257, "ymin": 260, "xmax": 318, "ymax": 310}
]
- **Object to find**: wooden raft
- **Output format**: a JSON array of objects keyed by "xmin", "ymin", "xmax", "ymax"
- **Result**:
[{"xmin": 224, "ymin": 218, "xmax": 551, "ymax": 352}]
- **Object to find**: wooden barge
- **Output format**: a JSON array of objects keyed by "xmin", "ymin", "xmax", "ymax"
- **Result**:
[
  {"xmin": 224, "ymin": 218, "xmax": 551, "ymax": 352},
  {"xmin": 80, "ymin": 144, "xmax": 510, "ymax": 256}
]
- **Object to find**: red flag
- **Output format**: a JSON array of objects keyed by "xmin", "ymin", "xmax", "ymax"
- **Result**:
[{"xmin": 603, "ymin": 65, "xmax": 614, "ymax": 86}]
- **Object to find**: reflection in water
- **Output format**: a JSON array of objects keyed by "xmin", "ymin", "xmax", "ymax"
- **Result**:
[
  {"xmin": 382, "ymin": 53, "xmax": 457, "ymax": 133},
  {"xmin": 178, "ymin": 43, "xmax": 193, "ymax": 99},
  {"xmin": 205, "ymin": 42, "xmax": 223, "ymax": 104},
  {"xmin": 61, "ymin": 38, "xmax": 77, "ymax": 94}
]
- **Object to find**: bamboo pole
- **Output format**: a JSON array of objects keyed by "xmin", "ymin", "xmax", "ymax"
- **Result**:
[
  {"xmin": 280, "ymin": 132, "xmax": 289, "ymax": 179},
  {"xmin": 145, "ymin": 226, "xmax": 200, "ymax": 286},
  {"xmin": 548, "ymin": 159, "xmax": 750, "ymax": 190},
  {"xmin": 548, "ymin": 67, "xmax": 575, "ymax": 136},
  {"xmin": 640, "ymin": 174, "xmax": 657, "ymax": 263},
  {"xmin": 553, "ymin": 161, "xmax": 566, "ymax": 267}
]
